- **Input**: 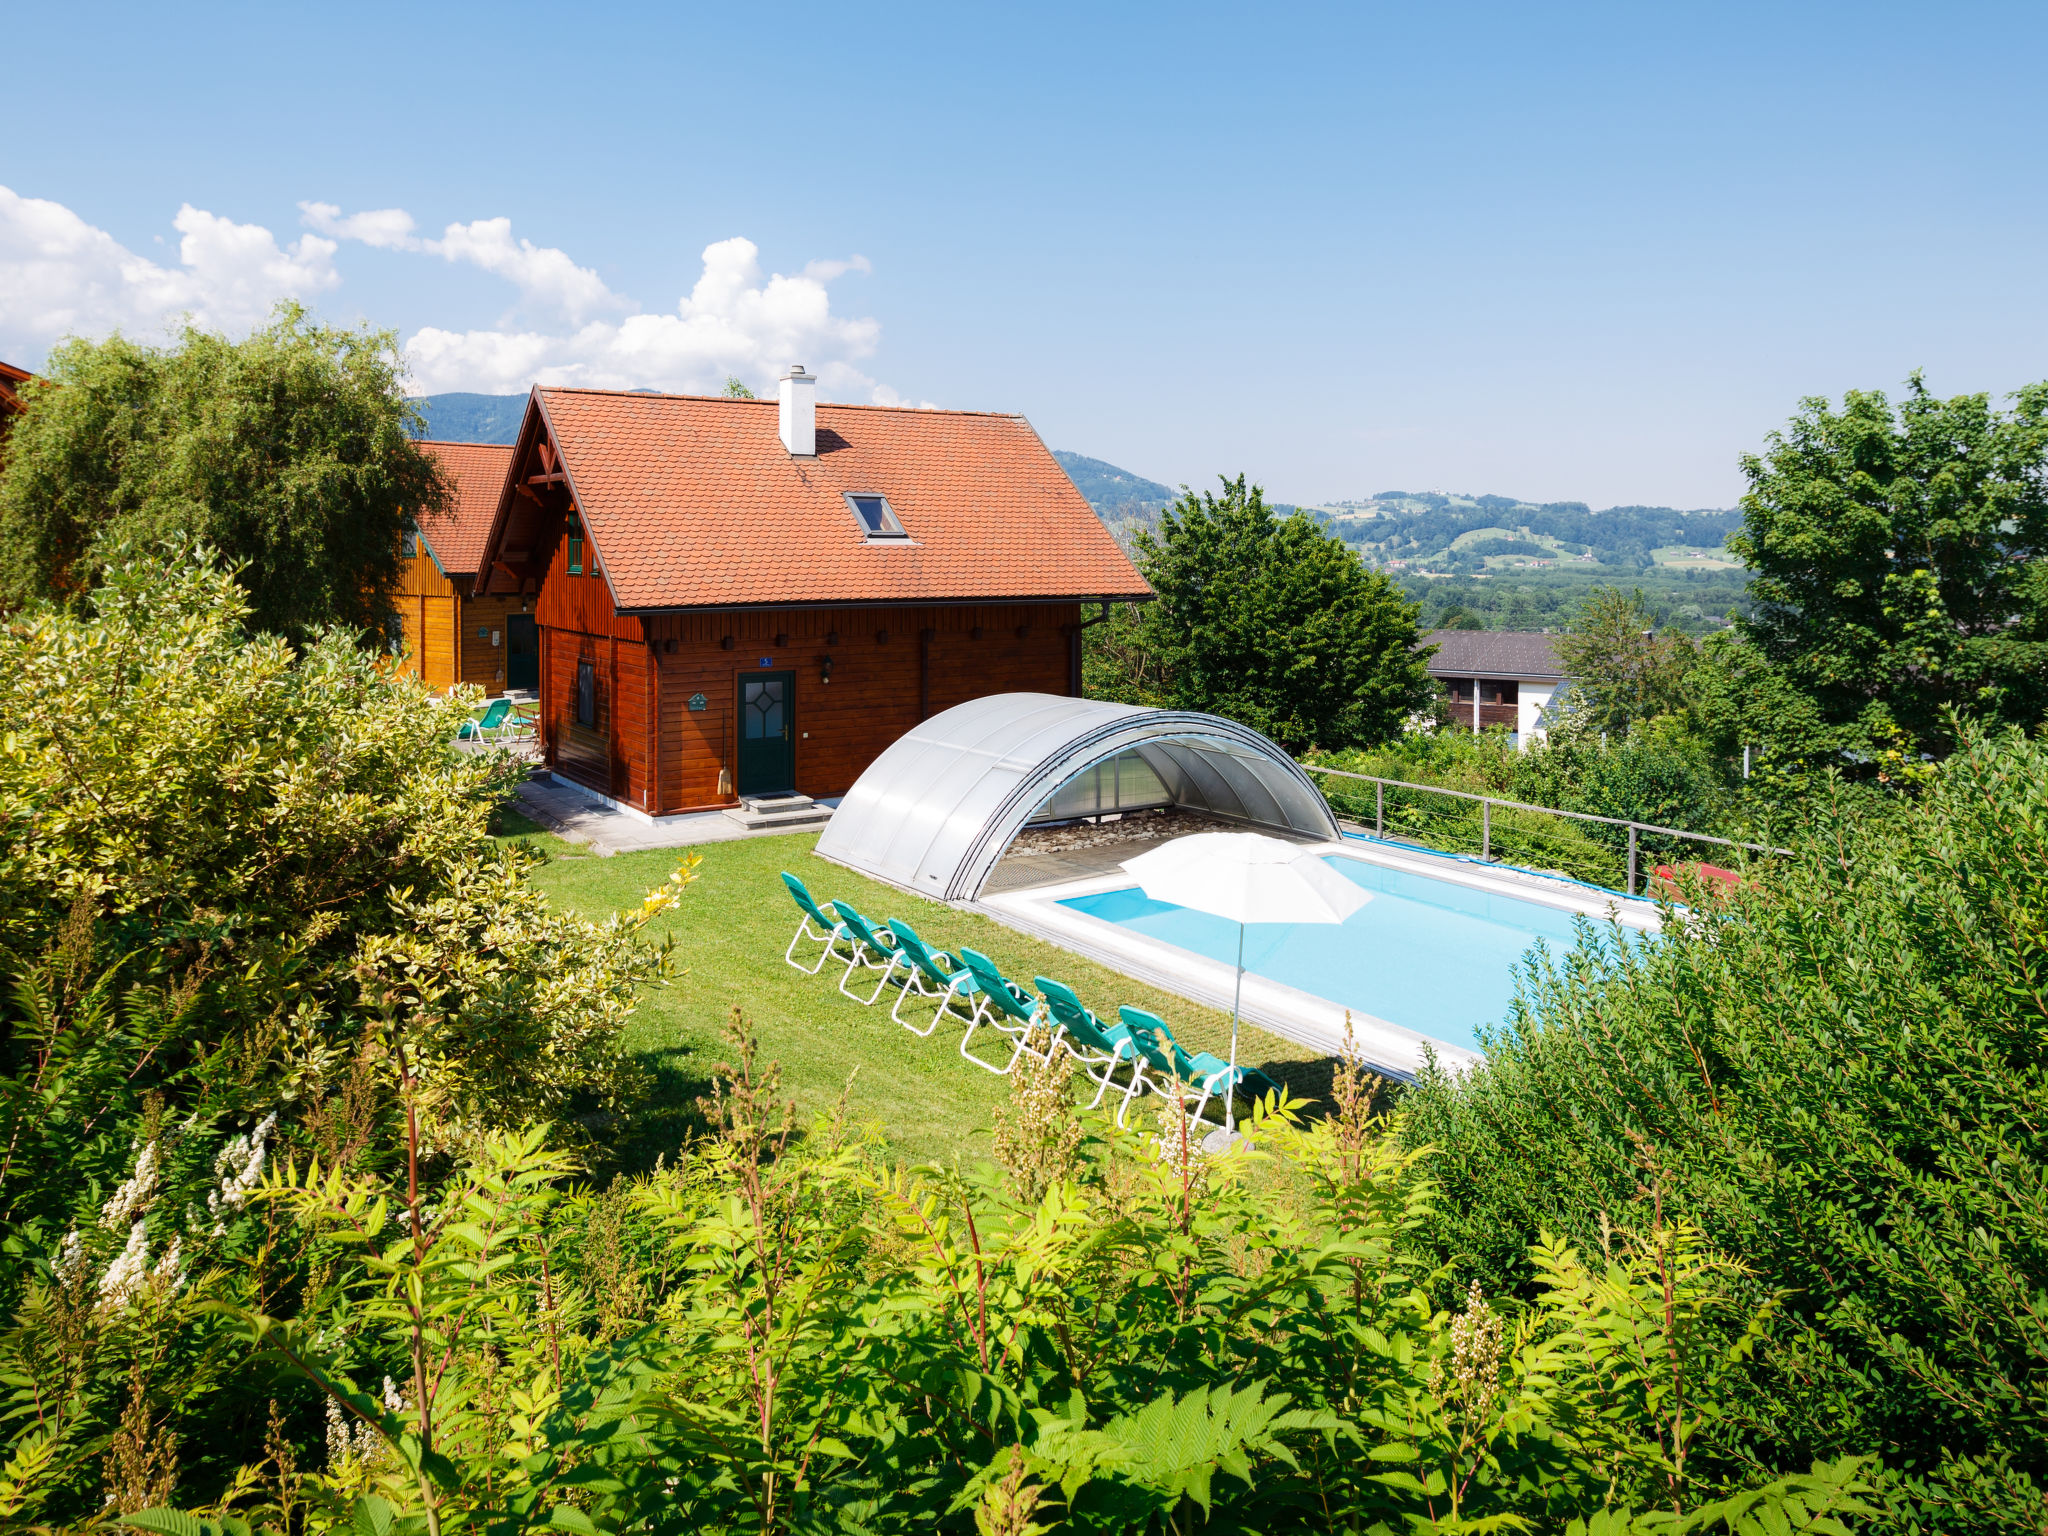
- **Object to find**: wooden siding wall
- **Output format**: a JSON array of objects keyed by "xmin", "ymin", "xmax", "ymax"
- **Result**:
[
  {"xmin": 640, "ymin": 602, "xmax": 1078, "ymax": 815},
  {"xmin": 395, "ymin": 545, "xmax": 537, "ymax": 693},
  {"xmin": 533, "ymin": 519, "xmax": 649, "ymax": 802},
  {"xmin": 394, "ymin": 544, "xmax": 458, "ymax": 688},
  {"xmin": 457, "ymin": 594, "xmax": 530, "ymax": 691}
]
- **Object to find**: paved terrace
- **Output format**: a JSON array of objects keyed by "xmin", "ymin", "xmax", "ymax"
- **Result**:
[{"xmin": 511, "ymin": 771, "xmax": 841, "ymax": 856}]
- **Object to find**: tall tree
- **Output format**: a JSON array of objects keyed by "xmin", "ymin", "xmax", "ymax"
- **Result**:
[
  {"xmin": 1554, "ymin": 587, "xmax": 1697, "ymax": 735},
  {"xmin": 0, "ymin": 306, "xmax": 447, "ymax": 644},
  {"xmin": 1121, "ymin": 475, "xmax": 1435, "ymax": 751},
  {"xmin": 1723, "ymin": 374, "xmax": 2048, "ymax": 761}
]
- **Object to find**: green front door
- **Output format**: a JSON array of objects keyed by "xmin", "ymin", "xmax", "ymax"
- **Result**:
[
  {"xmin": 505, "ymin": 614, "xmax": 538, "ymax": 692},
  {"xmin": 736, "ymin": 671, "xmax": 796, "ymax": 794}
]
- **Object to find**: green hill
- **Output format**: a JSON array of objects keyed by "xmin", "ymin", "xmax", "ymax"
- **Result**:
[
  {"xmin": 410, "ymin": 393, "xmax": 528, "ymax": 444},
  {"xmin": 1051, "ymin": 451, "xmax": 1177, "ymax": 519}
]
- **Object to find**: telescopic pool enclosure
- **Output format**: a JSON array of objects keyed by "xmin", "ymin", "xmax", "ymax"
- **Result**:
[{"xmin": 815, "ymin": 693, "xmax": 1340, "ymax": 901}]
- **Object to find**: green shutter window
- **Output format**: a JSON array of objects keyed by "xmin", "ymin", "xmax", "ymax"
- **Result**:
[{"xmin": 567, "ymin": 513, "xmax": 584, "ymax": 576}]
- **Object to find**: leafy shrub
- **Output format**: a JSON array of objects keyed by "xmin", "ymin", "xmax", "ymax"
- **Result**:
[
  {"xmin": 0, "ymin": 549, "xmax": 680, "ymax": 1512},
  {"xmin": 1310, "ymin": 724, "xmax": 1734, "ymax": 888},
  {"xmin": 1401, "ymin": 726, "xmax": 2048, "ymax": 1532},
  {"xmin": 36, "ymin": 1019, "xmax": 1872, "ymax": 1534}
]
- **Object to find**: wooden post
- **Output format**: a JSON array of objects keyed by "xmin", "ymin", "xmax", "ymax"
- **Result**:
[
  {"xmin": 1482, "ymin": 798, "xmax": 1491, "ymax": 861},
  {"xmin": 1375, "ymin": 781, "xmax": 1384, "ymax": 837},
  {"xmin": 1627, "ymin": 824, "xmax": 1639, "ymax": 896}
]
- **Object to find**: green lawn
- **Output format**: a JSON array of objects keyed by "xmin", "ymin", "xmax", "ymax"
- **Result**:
[{"xmin": 509, "ymin": 824, "xmax": 1330, "ymax": 1169}]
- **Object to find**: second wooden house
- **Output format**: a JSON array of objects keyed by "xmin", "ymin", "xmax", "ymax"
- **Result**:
[
  {"xmin": 394, "ymin": 440, "xmax": 539, "ymax": 693},
  {"xmin": 472, "ymin": 367, "xmax": 1153, "ymax": 817}
]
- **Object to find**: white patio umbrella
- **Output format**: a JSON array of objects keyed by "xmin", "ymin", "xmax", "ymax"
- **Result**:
[{"xmin": 1120, "ymin": 831, "xmax": 1372, "ymax": 1134}]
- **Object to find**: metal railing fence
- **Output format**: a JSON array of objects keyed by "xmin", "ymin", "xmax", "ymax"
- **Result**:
[{"xmin": 1298, "ymin": 763, "xmax": 1792, "ymax": 897}]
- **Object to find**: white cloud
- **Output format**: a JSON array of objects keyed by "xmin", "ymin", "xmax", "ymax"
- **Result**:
[
  {"xmin": 424, "ymin": 217, "xmax": 624, "ymax": 325},
  {"xmin": 393, "ymin": 232, "xmax": 890, "ymax": 399},
  {"xmin": 298, "ymin": 201, "xmax": 419, "ymax": 250},
  {"xmin": 0, "ymin": 185, "xmax": 339, "ymax": 353},
  {"xmin": 0, "ymin": 189, "xmax": 915, "ymax": 406}
]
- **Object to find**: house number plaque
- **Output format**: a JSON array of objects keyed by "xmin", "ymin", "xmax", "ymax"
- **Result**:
[{"xmin": 687, "ymin": 692, "xmax": 707, "ymax": 711}]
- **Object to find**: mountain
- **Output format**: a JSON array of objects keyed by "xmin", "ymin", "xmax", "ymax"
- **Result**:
[
  {"xmin": 1051, "ymin": 451, "xmax": 1177, "ymax": 519},
  {"xmin": 411, "ymin": 392, "xmax": 527, "ymax": 444}
]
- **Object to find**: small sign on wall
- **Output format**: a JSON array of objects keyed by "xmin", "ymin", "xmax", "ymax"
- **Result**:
[
  {"xmin": 758, "ymin": 656, "xmax": 773, "ymax": 667},
  {"xmin": 688, "ymin": 692, "xmax": 708, "ymax": 712}
]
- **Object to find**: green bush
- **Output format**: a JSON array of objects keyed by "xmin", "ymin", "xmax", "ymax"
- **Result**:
[
  {"xmin": 22, "ymin": 1018, "xmax": 1874, "ymax": 1534},
  {"xmin": 0, "ymin": 550, "xmax": 678, "ymax": 1515},
  {"xmin": 1400, "ymin": 726, "xmax": 2048, "ymax": 1532},
  {"xmin": 1310, "ymin": 724, "xmax": 1735, "ymax": 889}
]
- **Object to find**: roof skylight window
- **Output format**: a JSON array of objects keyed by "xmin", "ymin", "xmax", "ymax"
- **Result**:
[{"xmin": 845, "ymin": 493, "xmax": 908, "ymax": 540}]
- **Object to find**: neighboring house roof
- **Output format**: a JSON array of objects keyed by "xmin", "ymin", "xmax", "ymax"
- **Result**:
[
  {"xmin": 0, "ymin": 360, "xmax": 32, "ymax": 419},
  {"xmin": 488, "ymin": 388, "xmax": 1152, "ymax": 612},
  {"xmin": 416, "ymin": 440, "xmax": 516, "ymax": 576},
  {"xmin": 1423, "ymin": 629, "xmax": 1567, "ymax": 680}
]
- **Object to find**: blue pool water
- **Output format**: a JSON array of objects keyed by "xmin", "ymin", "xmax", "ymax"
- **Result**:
[{"xmin": 1059, "ymin": 855, "xmax": 1594, "ymax": 1053}]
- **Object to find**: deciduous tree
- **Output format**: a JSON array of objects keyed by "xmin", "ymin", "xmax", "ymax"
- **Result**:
[
  {"xmin": 0, "ymin": 306, "xmax": 446, "ymax": 644},
  {"xmin": 1114, "ymin": 475, "xmax": 1435, "ymax": 752},
  {"xmin": 1553, "ymin": 587, "xmax": 1697, "ymax": 735},
  {"xmin": 1722, "ymin": 374, "xmax": 2048, "ymax": 762}
]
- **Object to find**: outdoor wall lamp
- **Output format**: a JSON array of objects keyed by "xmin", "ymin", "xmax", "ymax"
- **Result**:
[{"xmin": 821, "ymin": 654, "xmax": 834, "ymax": 684}]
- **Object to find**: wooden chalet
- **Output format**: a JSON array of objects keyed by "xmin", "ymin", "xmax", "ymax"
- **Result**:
[
  {"xmin": 395, "ymin": 441, "xmax": 538, "ymax": 692},
  {"xmin": 472, "ymin": 368, "xmax": 1153, "ymax": 816}
]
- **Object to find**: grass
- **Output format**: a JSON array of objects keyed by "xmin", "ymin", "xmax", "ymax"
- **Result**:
[{"xmin": 510, "ymin": 827, "xmax": 1330, "ymax": 1170}]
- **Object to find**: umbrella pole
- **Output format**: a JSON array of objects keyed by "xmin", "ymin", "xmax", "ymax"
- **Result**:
[{"xmin": 1227, "ymin": 919, "xmax": 1244, "ymax": 1135}]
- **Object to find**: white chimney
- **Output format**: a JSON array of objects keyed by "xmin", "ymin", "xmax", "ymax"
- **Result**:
[{"xmin": 778, "ymin": 364, "xmax": 816, "ymax": 456}]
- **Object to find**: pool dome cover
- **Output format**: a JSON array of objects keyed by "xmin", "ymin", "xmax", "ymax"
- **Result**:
[{"xmin": 815, "ymin": 692, "xmax": 1339, "ymax": 900}]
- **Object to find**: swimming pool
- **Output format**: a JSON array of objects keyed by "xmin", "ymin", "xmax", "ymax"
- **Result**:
[{"xmin": 1057, "ymin": 853, "xmax": 1601, "ymax": 1053}]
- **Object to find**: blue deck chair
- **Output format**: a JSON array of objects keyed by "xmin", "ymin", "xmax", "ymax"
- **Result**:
[
  {"xmin": 954, "ymin": 947, "xmax": 1050, "ymax": 1075},
  {"xmin": 457, "ymin": 698, "xmax": 511, "ymax": 742},
  {"xmin": 779, "ymin": 872, "xmax": 849, "ymax": 974},
  {"xmin": 1117, "ymin": 1006, "xmax": 1274, "ymax": 1131},
  {"xmin": 1035, "ymin": 977, "xmax": 1149, "ymax": 1124},
  {"xmin": 885, "ymin": 919, "xmax": 981, "ymax": 1035},
  {"xmin": 827, "ymin": 900, "xmax": 905, "ymax": 1005}
]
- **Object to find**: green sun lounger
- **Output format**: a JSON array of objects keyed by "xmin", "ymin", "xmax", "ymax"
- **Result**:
[
  {"xmin": 457, "ymin": 698, "xmax": 511, "ymax": 742},
  {"xmin": 780, "ymin": 871, "xmax": 850, "ymax": 975},
  {"xmin": 886, "ymin": 919, "xmax": 981, "ymax": 1036},
  {"xmin": 1118, "ymin": 1006, "xmax": 1274, "ymax": 1131},
  {"xmin": 954, "ymin": 946, "xmax": 1051, "ymax": 1075},
  {"xmin": 828, "ymin": 900, "xmax": 904, "ymax": 1005},
  {"xmin": 1035, "ymin": 977, "xmax": 1148, "ymax": 1124}
]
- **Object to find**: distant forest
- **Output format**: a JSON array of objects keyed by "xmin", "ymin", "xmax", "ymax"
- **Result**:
[
  {"xmin": 1315, "ymin": 490, "xmax": 1744, "ymax": 573},
  {"xmin": 1400, "ymin": 565, "xmax": 1749, "ymax": 637}
]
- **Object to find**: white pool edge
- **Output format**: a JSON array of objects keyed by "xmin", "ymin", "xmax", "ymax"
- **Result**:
[{"xmin": 972, "ymin": 838, "xmax": 1661, "ymax": 1081}]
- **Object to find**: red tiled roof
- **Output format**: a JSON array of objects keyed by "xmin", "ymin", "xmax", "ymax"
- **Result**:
[
  {"xmin": 416, "ymin": 440, "xmax": 515, "ymax": 576},
  {"xmin": 501, "ymin": 388, "xmax": 1151, "ymax": 611}
]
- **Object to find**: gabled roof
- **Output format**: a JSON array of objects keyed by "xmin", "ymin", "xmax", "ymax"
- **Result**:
[
  {"xmin": 480, "ymin": 388, "xmax": 1152, "ymax": 611},
  {"xmin": 1423, "ymin": 630, "xmax": 1566, "ymax": 680},
  {"xmin": 416, "ymin": 441, "xmax": 515, "ymax": 576}
]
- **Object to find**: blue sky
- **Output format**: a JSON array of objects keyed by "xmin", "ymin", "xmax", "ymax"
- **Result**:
[{"xmin": 5, "ymin": 0, "xmax": 2044, "ymax": 507}]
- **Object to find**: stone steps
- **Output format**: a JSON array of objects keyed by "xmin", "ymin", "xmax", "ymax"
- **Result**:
[{"xmin": 721, "ymin": 793, "xmax": 834, "ymax": 831}]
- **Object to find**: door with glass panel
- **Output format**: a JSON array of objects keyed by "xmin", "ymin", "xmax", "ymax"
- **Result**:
[{"xmin": 736, "ymin": 672, "xmax": 795, "ymax": 794}]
